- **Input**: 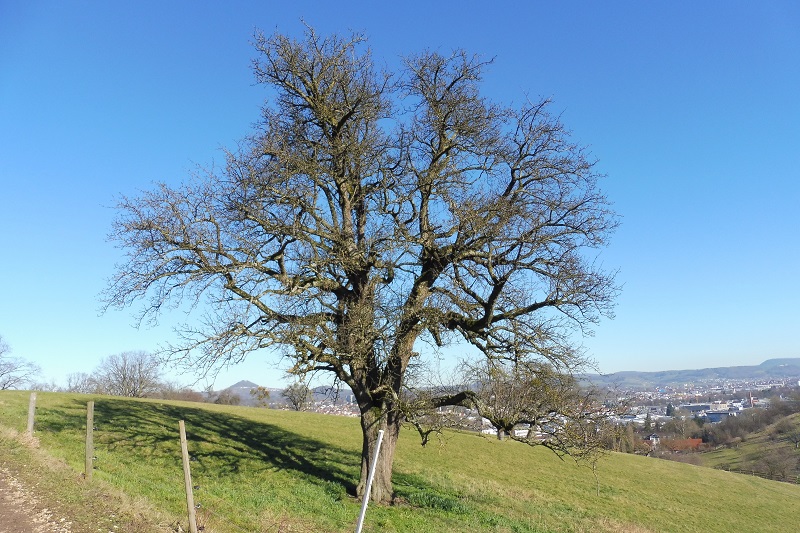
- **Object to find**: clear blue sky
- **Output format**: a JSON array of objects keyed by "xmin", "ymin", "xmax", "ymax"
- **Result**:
[{"xmin": 1, "ymin": 1, "xmax": 798, "ymax": 389}]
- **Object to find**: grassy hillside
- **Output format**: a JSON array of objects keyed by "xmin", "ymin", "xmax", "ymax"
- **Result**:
[
  {"xmin": 1, "ymin": 391, "xmax": 798, "ymax": 532},
  {"xmin": 700, "ymin": 412, "xmax": 800, "ymax": 481}
]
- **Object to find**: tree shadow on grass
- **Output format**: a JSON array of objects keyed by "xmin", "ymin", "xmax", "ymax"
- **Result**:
[
  {"xmin": 36, "ymin": 398, "xmax": 501, "ymax": 515},
  {"xmin": 40, "ymin": 398, "xmax": 360, "ymax": 495}
]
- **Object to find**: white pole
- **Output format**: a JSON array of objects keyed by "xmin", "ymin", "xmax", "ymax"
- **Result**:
[{"xmin": 355, "ymin": 429, "xmax": 384, "ymax": 533}]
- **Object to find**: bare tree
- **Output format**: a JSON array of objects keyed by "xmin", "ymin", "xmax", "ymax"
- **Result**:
[
  {"xmin": 213, "ymin": 390, "xmax": 241, "ymax": 405},
  {"xmin": 150, "ymin": 380, "xmax": 205, "ymax": 402},
  {"xmin": 757, "ymin": 447, "xmax": 797, "ymax": 481},
  {"xmin": 93, "ymin": 351, "xmax": 161, "ymax": 397},
  {"xmin": 282, "ymin": 381, "xmax": 312, "ymax": 411},
  {"xmin": 774, "ymin": 417, "xmax": 800, "ymax": 450},
  {"xmin": 64, "ymin": 372, "xmax": 98, "ymax": 393},
  {"xmin": 31, "ymin": 380, "xmax": 60, "ymax": 392},
  {"xmin": 440, "ymin": 361, "xmax": 611, "ymax": 460},
  {"xmin": 0, "ymin": 336, "xmax": 40, "ymax": 390},
  {"xmin": 104, "ymin": 27, "xmax": 617, "ymax": 502}
]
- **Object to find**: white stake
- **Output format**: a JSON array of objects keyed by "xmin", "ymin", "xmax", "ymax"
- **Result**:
[{"xmin": 355, "ymin": 429, "xmax": 384, "ymax": 533}]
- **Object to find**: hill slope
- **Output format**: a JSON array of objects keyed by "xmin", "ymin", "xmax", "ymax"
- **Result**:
[
  {"xmin": 0, "ymin": 391, "xmax": 798, "ymax": 532},
  {"xmin": 700, "ymin": 412, "xmax": 800, "ymax": 481}
]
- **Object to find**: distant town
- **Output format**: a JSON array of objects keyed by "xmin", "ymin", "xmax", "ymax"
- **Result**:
[{"xmin": 221, "ymin": 358, "xmax": 800, "ymax": 437}]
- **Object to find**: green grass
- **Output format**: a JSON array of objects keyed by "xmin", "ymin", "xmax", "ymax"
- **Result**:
[{"xmin": 1, "ymin": 391, "xmax": 799, "ymax": 532}]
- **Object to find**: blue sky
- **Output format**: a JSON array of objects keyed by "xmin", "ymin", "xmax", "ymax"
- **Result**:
[{"xmin": 1, "ymin": 1, "xmax": 798, "ymax": 389}]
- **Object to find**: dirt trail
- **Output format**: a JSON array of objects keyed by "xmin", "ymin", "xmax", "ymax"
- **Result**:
[{"xmin": 0, "ymin": 469, "xmax": 72, "ymax": 533}]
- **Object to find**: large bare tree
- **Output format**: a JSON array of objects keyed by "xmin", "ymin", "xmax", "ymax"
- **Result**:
[{"xmin": 105, "ymin": 27, "xmax": 617, "ymax": 502}]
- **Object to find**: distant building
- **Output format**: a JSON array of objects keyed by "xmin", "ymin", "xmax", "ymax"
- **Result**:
[
  {"xmin": 705, "ymin": 410, "xmax": 737, "ymax": 423},
  {"xmin": 679, "ymin": 404, "xmax": 711, "ymax": 413},
  {"xmin": 643, "ymin": 434, "xmax": 660, "ymax": 448}
]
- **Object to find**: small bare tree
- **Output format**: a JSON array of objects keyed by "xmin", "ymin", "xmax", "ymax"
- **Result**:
[
  {"xmin": 64, "ymin": 372, "xmax": 98, "ymax": 393},
  {"xmin": 93, "ymin": 351, "xmax": 161, "ymax": 397},
  {"xmin": 0, "ymin": 336, "xmax": 40, "ymax": 390},
  {"xmin": 422, "ymin": 361, "xmax": 613, "ymax": 461},
  {"xmin": 282, "ymin": 381, "xmax": 312, "ymax": 411}
]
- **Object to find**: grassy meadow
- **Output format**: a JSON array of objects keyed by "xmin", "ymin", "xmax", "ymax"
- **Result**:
[{"xmin": 0, "ymin": 390, "xmax": 798, "ymax": 532}]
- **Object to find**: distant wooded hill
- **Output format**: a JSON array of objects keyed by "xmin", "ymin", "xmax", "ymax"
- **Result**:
[{"xmin": 583, "ymin": 358, "xmax": 800, "ymax": 390}]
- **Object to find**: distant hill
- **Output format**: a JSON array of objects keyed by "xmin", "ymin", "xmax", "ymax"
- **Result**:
[
  {"xmin": 219, "ymin": 380, "xmax": 276, "ymax": 406},
  {"xmin": 218, "ymin": 381, "xmax": 357, "ymax": 407},
  {"xmin": 225, "ymin": 379, "xmax": 260, "ymax": 391},
  {"xmin": 584, "ymin": 358, "xmax": 800, "ymax": 390}
]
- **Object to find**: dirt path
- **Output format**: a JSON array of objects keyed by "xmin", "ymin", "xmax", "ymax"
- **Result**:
[{"xmin": 0, "ymin": 469, "xmax": 72, "ymax": 533}]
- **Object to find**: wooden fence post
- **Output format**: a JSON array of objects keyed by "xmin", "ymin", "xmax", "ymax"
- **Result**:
[
  {"xmin": 85, "ymin": 401, "xmax": 94, "ymax": 481},
  {"xmin": 26, "ymin": 392, "xmax": 36, "ymax": 436},
  {"xmin": 179, "ymin": 420, "xmax": 198, "ymax": 533}
]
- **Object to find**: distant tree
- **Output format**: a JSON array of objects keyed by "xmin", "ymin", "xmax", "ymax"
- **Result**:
[
  {"xmin": 757, "ymin": 447, "xmax": 797, "ymax": 481},
  {"xmin": 774, "ymin": 417, "xmax": 800, "ymax": 450},
  {"xmin": 606, "ymin": 423, "xmax": 637, "ymax": 453},
  {"xmin": 0, "ymin": 336, "xmax": 40, "ymax": 390},
  {"xmin": 250, "ymin": 385, "xmax": 271, "ymax": 407},
  {"xmin": 427, "ymin": 361, "xmax": 614, "ymax": 462},
  {"xmin": 662, "ymin": 413, "xmax": 699, "ymax": 439},
  {"xmin": 64, "ymin": 372, "xmax": 98, "ymax": 394},
  {"xmin": 103, "ymin": 27, "xmax": 618, "ymax": 502},
  {"xmin": 93, "ymin": 351, "xmax": 161, "ymax": 397},
  {"xmin": 282, "ymin": 381, "xmax": 312, "ymax": 411},
  {"xmin": 214, "ymin": 390, "xmax": 241, "ymax": 405},
  {"xmin": 643, "ymin": 412, "xmax": 653, "ymax": 432},
  {"xmin": 30, "ymin": 380, "xmax": 60, "ymax": 392},
  {"xmin": 666, "ymin": 403, "xmax": 675, "ymax": 417},
  {"xmin": 155, "ymin": 381, "xmax": 205, "ymax": 402},
  {"xmin": 770, "ymin": 398, "xmax": 800, "ymax": 418},
  {"xmin": 703, "ymin": 405, "xmax": 800, "ymax": 448}
]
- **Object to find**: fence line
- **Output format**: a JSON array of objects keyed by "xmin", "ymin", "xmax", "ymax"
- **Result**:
[
  {"xmin": 722, "ymin": 467, "xmax": 800, "ymax": 484},
  {"xmin": 7, "ymin": 393, "xmax": 391, "ymax": 532}
]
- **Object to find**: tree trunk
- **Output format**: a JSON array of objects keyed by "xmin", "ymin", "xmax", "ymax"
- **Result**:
[{"xmin": 357, "ymin": 404, "xmax": 401, "ymax": 503}]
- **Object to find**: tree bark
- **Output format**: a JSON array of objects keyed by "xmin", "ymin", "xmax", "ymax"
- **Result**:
[{"xmin": 357, "ymin": 403, "xmax": 401, "ymax": 503}]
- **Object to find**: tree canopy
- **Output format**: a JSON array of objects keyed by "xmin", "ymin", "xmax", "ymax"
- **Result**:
[{"xmin": 105, "ymin": 26, "xmax": 618, "ymax": 502}]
